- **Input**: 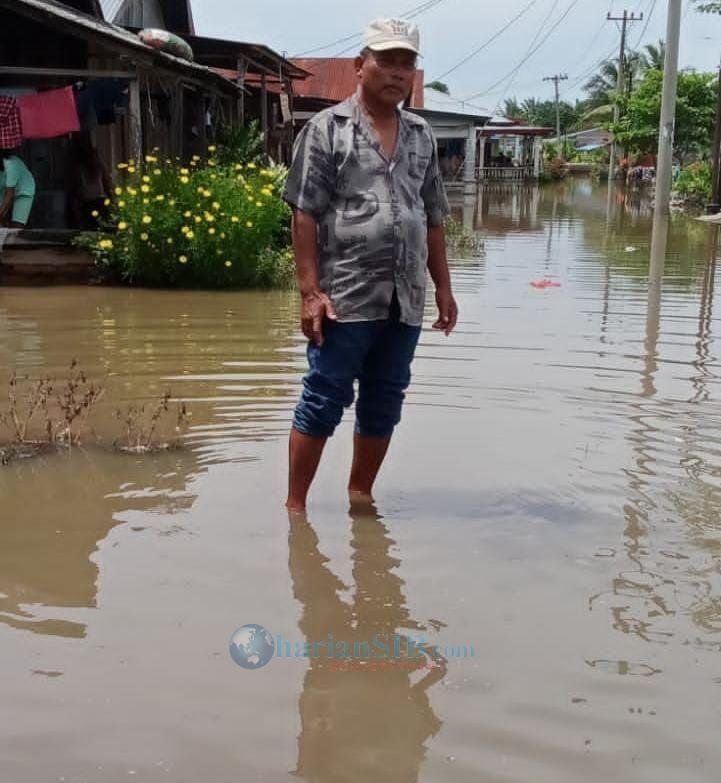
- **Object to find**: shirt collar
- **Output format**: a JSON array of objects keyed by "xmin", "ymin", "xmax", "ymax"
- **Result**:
[{"xmin": 332, "ymin": 90, "xmax": 425, "ymax": 128}]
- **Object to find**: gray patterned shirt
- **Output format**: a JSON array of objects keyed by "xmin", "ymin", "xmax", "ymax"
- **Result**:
[{"xmin": 282, "ymin": 92, "xmax": 450, "ymax": 327}]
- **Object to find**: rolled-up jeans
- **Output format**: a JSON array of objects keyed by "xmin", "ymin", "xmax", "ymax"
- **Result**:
[{"xmin": 292, "ymin": 291, "xmax": 422, "ymax": 438}]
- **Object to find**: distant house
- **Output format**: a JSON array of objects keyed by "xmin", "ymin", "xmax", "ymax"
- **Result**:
[{"xmin": 478, "ymin": 118, "xmax": 555, "ymax": 181}]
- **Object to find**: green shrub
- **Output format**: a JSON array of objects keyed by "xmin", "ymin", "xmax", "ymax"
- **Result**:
[
  {"xmin": 675, "ymin": 161, "xmax": 712, "ymax": 201},
  {"xmin": 81, "ymin": 149, "xmax": 292, "ymax": 288}
]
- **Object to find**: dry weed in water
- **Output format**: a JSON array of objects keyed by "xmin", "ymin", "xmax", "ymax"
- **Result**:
[
  {"xmin": 1, "ymin": 361, "xmax": 104, "ymax": 449},
  {"xmin": 114, "ymin": 391, "xmax": 190, "ymax": 453}
]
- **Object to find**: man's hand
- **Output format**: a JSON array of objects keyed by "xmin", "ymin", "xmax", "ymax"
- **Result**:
[
  {"xmin": 432, "ymin": 287, "xmax": 458, "ymax": 336},
  {"xmin": 301, "ymin": 290, "xmax": 337, "ymax": 346}
]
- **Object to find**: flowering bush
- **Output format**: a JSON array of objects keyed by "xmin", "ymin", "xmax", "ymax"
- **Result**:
[{"xmin": 84, "ymin": 148, "xmax": 293, "ymax": 288}]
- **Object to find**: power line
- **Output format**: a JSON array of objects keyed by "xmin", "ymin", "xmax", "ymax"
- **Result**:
[
  {"xmin": 333, "ymin": 0, "xmax": 449, "ymax": 56},
  {"xmin": 633, "ymin": 0, "xmax": 658, "ymax": 48},
  {"xmin": 430, "ymin": 0, "xmax": 540, "ymax": 82},
  {"xmin": 292, "ymin": 0, "xmax": 446, "ymax": 57},
  {"xmin": 460, "ymin": 0, "xmax": 584, "ymax": 103},
  {"xmin": 490, "ymin": 0, "xmax": 562, "ymax": 114}
]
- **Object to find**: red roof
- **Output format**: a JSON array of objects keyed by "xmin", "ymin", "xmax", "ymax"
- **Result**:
[
  {"xmin": 214, "ymin": 59, "xmax": 425, "ymax": 108},
  {"xmin": 290, "ymin": 58, "xmax": 424, "ymax": 107}
]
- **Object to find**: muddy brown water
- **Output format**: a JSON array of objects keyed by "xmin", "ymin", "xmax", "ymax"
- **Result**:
[{"xmin": 1, "ymin": 181, "xmax": 720, "ymax": 782}]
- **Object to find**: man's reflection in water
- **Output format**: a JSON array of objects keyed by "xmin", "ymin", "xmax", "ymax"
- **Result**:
[{"xmin": 288, "ymin": 502, "xmax": 446, "ymax": 782}]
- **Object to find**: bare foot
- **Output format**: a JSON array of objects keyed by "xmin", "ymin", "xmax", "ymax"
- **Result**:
[{"xmin": 348, "ymin": 488, "xmax": 377, "ymax": 515}]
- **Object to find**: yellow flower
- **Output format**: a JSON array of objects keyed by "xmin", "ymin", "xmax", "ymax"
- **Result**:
[
  {"xmin": 179, "ymin": 255, "xmax": 188, "ymax": 263},
  {"xmin": 210, "ymin": 173, "xmax": 217, "ymax": 180},
  {"xmin": 155, "ymin": 194, "xmax": 165, "ymax": 201},
  {"xmin": 203, "ymin": 189, "xmax": 212, "ymax": 197},
  {"xmin": 235, "ymin": 163, "xmax": 243, "ymax": 170},
  {"xmin": 127, "ymin": 187, "xmax": 137, "ymax": 196},
  {"xmin": 142, "ymin": 215, "xmax": 152, "ymax": 224},
  {"xmin": 140, "ymin": 232, "xmax": 149, "ymax": 241},
  {"xmin": 103, "ymin": 198, "xmax": 111, "ymax": 206},
  {"xmin": 118, "ymin": 221, "xmax": 128, "ymax": 230},
  {"xmin": 183, "ymin": 210, "xmax": 192, "ymax": 218},
  {"xmin": 166, "ymin": 237, "xmax": 174, "ymax": 245},
  {"xmin": 224, "ymin": 260, "xmax": 232, "ymax": 267},
  {"xmin": 212, "ymin": 201, "xmax": 220, "ymax": 210},
  {"xmin": 142, "ymin": 175, "xmax": 150, "ymax": 183},
  {"xmin": 208, "ymin": 227, "xmax": 216, "ymax": 235},
  {"xmin": 246, "ymin": 162, "xmax": 256, "ymax": 169},
  {"xmin": 114, "ymin": 186, "xmax": 123, "ymax": 196},
  {"xmin": 127, "ymin": 165, "xmax": 136, "ymax": 173},
  {"xmin": 204, "ymin": 213, "xmax": 215, "ymax": 222},
  {"xmin": 169, "ymin": 199, "xmax": 176, "ymax": 206},
  {"xmin": 246, "ymin": 220, "xmax": 253, "ymax": 228},
  {"xmin": 194, "ymin": 215, "xmax": 202, "ymax": 224},
  {"xmin": 208, "ymin": 145, "xmax": 216, "ymax": 152},
  {"xmin": 180, "ymin": 175, "xmax": 189, "ymax": 184},
  {"xmin": 153, "ymin": 168, "xmax": 161, "ymax": 176},
  {"xmin": 261, "ymin": 188, "xmax": 271, "ymax": 197},
  {"xmin": 231, "ymin": 216, "xmax": 239, "ymax": 223},
  {"xmin": 145, "ymin": 154, "xmax": 157, "ymax": 163},
  {"xmin": 91, "ymin": 209, "xmax": 99, "ymax": 217},
  {"xmin": 255, "ymin": 201, "xmax": 262, "ymax": 207},
  {"xmin": 185, "ymin": 230, "xmax": 195, "ymax": 240},
  {"xmin": 143, "ymin": 198, "xmax": 149, "ymax": 204},
  {"xmin": 117, "ymin": 163, "xmax": 128, "ymax": 170},
  {"xmin": 208, "ymin": 160, "xmax": 216, "ymax": 167},
  {"xmin": 196, "ymin": 187, "xmax": 204, "ymax": 194},
  {"xmin": 220, "ymin": 232, "xmax": 226, "ymax": 239},
  {"xmin": 141, "ymin": 184, "xmax": 150, "ymax": 193},
  {"xmin": 118, "ymin": 200, "xmax": 125, "ymax": 208},
  {"xmin": 192, "ymin": 154, "xmax": 201, "ymax": 161},
  {"xmin": 181, "ymin": 225, "xmax": 189, "ymax": 234},
  {"xmin": 98, "ymin": 238, "xmax": 113, "ymax": 250},
  {"xmin": 180, "ymin": 167, "xmax": 189, "ymax": 175}
]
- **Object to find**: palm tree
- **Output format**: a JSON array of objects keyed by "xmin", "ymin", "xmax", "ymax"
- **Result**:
[
  {"xmin": 641, "ymin": 40, "xmax": 665, "ymax": 71},
  {"xmin": 503, "ymin": 98, "xmax": 523, "ymax": 119}
]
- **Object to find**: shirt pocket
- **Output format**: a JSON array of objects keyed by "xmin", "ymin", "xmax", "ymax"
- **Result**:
[
  {"xmin": 407, "ymin": 151, "xmax": 431, "ymax": 180},
  {"xmin": 341, "ymin": 192, "xmax": 379, "ymax": 224}
]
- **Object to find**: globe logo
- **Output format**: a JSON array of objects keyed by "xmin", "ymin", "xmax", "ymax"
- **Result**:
[{"xmin": 229, "ymin": 623, "xmax": 275, "ymax": 669}]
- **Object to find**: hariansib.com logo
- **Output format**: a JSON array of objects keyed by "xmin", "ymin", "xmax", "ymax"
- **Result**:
[{"xmin": 228, "ymin": 623, "xmax": 474, "ymax": 670}]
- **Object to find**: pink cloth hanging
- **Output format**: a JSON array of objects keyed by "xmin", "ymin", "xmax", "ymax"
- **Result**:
[
  {"xmin": 0, "ymin": 96, "xmax": 22, "ymax": 149},
  {"xmin": 18, "ymin": 87, "xmax": 80, "ymax": 139}
]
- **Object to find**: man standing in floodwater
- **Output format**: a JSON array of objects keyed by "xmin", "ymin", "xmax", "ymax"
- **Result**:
[{"xmin": 282, "ymin": 17, "xmax": 458, "ymax": 511}]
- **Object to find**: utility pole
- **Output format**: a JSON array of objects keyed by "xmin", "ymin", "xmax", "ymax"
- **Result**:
[
  {"xmin": 709, "ymin": 60, "xmax": 721, "ymax": 213},
  {"xmin": 652, "ymin": 0, "xmax": 682, "ymax": 218},
  {"xmin": 606, "ymin": 10, "xmax": 643, "ymax": 185},
  {"xmin": 543, "ymin": 73, "xmax": 568, "ymax": 145}
]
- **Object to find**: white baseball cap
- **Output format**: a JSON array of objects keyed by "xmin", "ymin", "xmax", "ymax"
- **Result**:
[{"xmin": 362, "ymin": 18, "xmax": 420, "ymax": 55}]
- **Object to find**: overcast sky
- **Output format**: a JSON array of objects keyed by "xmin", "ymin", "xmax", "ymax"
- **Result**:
[{"xmin": 193, "ymin": 0, "xmax": 721, "ymax": 111}]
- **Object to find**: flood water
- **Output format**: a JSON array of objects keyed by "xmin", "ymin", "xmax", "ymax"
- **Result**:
[{"xmin": 1, "ymin": 181, "xmax": 720, "ymax": 782}]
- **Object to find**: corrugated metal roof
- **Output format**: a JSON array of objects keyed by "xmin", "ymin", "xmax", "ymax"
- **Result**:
[{"xmin": 290, "ymin": 58, "xmax": 424, "ymax": 107}]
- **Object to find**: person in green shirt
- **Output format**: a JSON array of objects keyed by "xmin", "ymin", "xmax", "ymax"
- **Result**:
[{"xmin": 0, "ymin": 150, "xmax": 36, "ymax": 227}]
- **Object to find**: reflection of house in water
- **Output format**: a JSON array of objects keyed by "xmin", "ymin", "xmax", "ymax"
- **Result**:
[
  {"xmin": 288, "ymin": 507, "xmax": 446, "ymax": 782},
  {"xmin": 476, "ymin": 183, "xmax": 543, "ymax": 234},
  {"xmin": 0, "ymin": 447, "xmax": 199, "ymax": 638}
]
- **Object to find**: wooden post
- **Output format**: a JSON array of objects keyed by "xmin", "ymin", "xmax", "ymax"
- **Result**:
[
  {"xmin": 128, "ymin": 73, "xmax": 142, "ymax": 163},
  {"xmin": 261, "ymin": 73, "xmax": 268, "ymax": 151},
  {"xmin": 236, "ymin": 55, "xmax": 247, "ymax": 126}
]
